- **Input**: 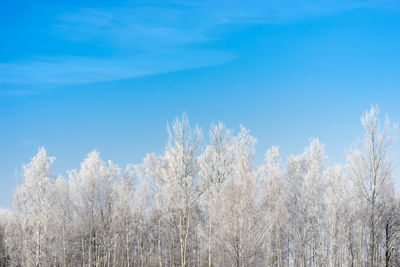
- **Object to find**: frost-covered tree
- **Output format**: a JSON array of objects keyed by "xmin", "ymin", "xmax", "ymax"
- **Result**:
[
  {"xmin": 347, "ymin": 105, "xmax": 397, "ymax": 267},
  {"xmin": 161, "ymin": 114, "xmax": 203, "ymax": 267},
  {"xmin": 258, "ymin": 146, "xmax": 288, "ymax": 266},
  {"xmin": 0, "ymin": 209, "xmax": 10, "ymax": 267},
  {"xmin": 69, "ymin": 150, "xmax": 120, "ymax": 267},
  {"xmin": 50, "ymin": 177, "xmax": 73, "ymax": 267},
  {"xmin": 379, "ymin": 180, "xmax": 400, "ymax": 267},
  {"xmin": 324, "ymin": 165, "xmax": 347, "ymax": 266},
  {"xmin": 286, "ymin": 139, "xmax": 327, "ymax": 267},
  {"xmin": 214, "ymin": 126, "xmax": 263, "ymax": 266},
  {"xmin": 304, "ymin": 139, "xmax": 327, "ymax": 266},
  {"xmin": 135, "ymin": 153, "xmax": 166, "ymax": 266},
  {"xmin": 112, "ymin": 165, "xmax": 135, "ymax": 267},
  {"xmin": 9, "ymin": 147, "xmax": 55, "ymax": 267},
  {"xmin": 199, "ymin": 122, "xmax": 234, "ymax": 267}
]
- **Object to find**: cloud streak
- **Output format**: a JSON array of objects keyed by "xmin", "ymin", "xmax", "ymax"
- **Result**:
[{"xmin": 0, "ymin": 50, "xmax": 235, "ymax": 85}]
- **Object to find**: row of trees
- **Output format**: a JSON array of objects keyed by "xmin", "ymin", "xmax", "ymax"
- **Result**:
[{"xmin": 1, "ymin": 106, "xmax": 400, "ymax": 266}]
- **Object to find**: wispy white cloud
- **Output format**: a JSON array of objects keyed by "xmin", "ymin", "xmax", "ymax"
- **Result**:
[
  {"xmin": 0, "ymin": 50, "xmax": 236, "ymax": 85},
  {"xmin": 53, "ymin": 5, "xmax": 213, "ymax": 48}
]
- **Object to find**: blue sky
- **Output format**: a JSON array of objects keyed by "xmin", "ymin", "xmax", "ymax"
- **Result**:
[{"xmin": 1, "ymin": 0, "xmax": 400, "ymax": 208}]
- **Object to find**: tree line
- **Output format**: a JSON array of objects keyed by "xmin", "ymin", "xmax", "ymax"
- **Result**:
[{"xmin": 1, "ymin": 105, "xmax": 400, "ymax": 267}]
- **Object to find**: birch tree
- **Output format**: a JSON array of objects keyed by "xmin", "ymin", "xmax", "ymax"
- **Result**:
[
  {"xmin": 112, "ymin": 165, "xmax": 135, "ymax": 267},
  {"xmin": 69, "ymin": 150, "xmax": 120, "ymax": 267},
  {"xmin": 11, "ymin": 147, "xmax": 55, "ymax": 267},
  {"xmin": 51, "ymin": 177, "xmax": 73, "ymax": 267},
  {"xmin": 347, "ymin": 105, "xmax": 397, "ymax": 267},
  {"xmin": 215, "ymin": 126, "xmax": 262, "ymax": 266},
  {"xmin": 324, "ymin": 165, "xmax": 346, "ymax": 266},
  {"xmin": 135, "ymin": 153, "xmax": 166, "ymax": 266},
  {"xmin": 0, "ymin": 209, "xmax": 10, "ymax": 267},
  {"xmin": 162, "ymin": 114, "xmax": 203, "ymax": 267},
  {"xmin": 199, "ymin": 122, "xmax": 234, "ymax": 267},
  {"xmin": 258, "ymin": 146, "xmax": 288, "ymax": 266},
  {"xmin": 286, "ymin": 139, "xmax": 327, "ymax": 266}
]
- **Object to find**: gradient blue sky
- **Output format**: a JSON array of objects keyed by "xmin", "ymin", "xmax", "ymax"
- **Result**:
[{"xmin": 1, "ymin": 0, "xmax": 400, "ymax": 208}]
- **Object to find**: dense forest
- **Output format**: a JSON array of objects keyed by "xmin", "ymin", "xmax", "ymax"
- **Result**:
[{"xmin": 1, "ymin": 105, "xmax": 400, "ymax": 267}]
